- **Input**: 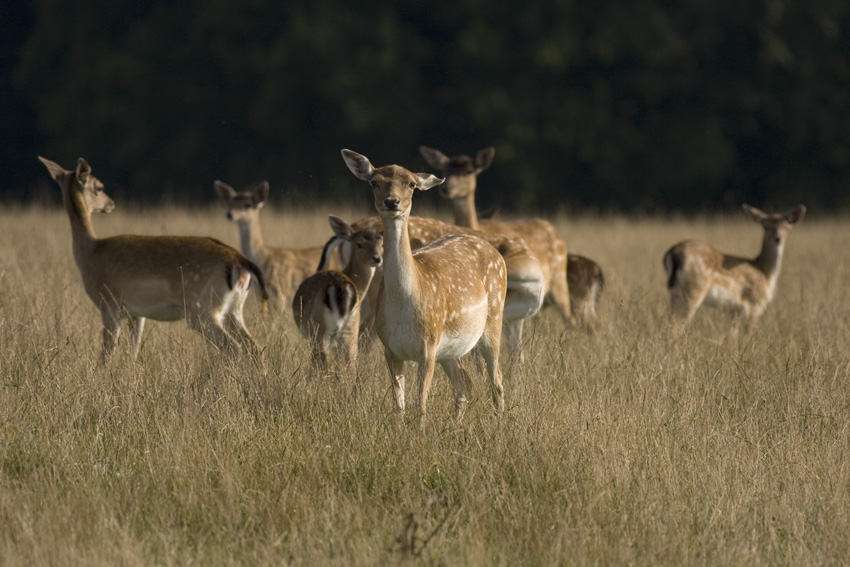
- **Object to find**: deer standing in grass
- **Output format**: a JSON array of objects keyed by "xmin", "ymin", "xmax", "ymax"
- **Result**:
[
  {"xmin": 322, "ymin": 215, "xmax": 546, "ymax": 356},
  {"xmin": 420, "ymin": 145, "xmax": 606, "ymax": 326},
  {"xmin": 40, "ymin": 157, "xmax": 267, "ymax": 361},
  {"xmin": 292, "ymin": 215, "xmax": 383, "ymax": 371},
  {"xmin": 342, "ymin": 149, "xmax": 508, "ymax": 419},
  {"xmin": 215, "ymin": 180, "xmax": 340, "ymax": 313},
  {"xmin": 663, "ymin": 203, "xmax": 806, "ymax": 333}
]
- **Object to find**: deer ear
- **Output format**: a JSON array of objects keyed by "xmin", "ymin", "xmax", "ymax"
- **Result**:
[
  {"xmin": 787, "ymin": 205, "xmax": 806, "ymax": 225},
  {"xmin": 38, "ymin": 156, "xmax": 68, "ymax": 181},
  {"xmin": 341, "ymin": 149, "xmax": 375, "ymax": 181},
  {"xmin": 475, "ymin": 147, "xmax": 496, "ymax": 171},
  {"xmin": 328, "ymin": 215, "xmax": 353, "ymax": 239},
  {"xmin": 76, "ymin": 158, "xmax": 92, "ymax": 184},
  {"xmin": 419, "ymin": 146, "xmax": 450, "ymax": 171},
  {"xmin": 214, "ymin": 180, "xmax": 236, "ymax": 201},
  {"xmin": 254, "ymin": 181, "xmax": 270, "ymax": 205},
  {"xmin": 742, "ymin": 203, "xmax": 767, "ymax": 223},
  {"xmin": 413, "ymin": 173, "xmax": 445, "ymax": 191}
]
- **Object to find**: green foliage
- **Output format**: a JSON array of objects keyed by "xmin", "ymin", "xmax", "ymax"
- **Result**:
[{"xmin": 9, "ymin": 0, "xmax": 850, "ymax": 211}]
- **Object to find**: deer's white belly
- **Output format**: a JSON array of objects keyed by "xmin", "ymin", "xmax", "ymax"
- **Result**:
[
  {"xmin": 704, "ymin": 283, "xmax": 740, "ymax": 309},
  {"xmin": 435, "ymin": 297, "xmax": 489, "ymax": 360},
  {"xmin": 381, "ymin": 297, "xmax": 488, "ymax": 362}
]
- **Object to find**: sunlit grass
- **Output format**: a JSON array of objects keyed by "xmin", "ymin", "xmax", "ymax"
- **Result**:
[{"xmin": 1, "ymin": 203, "xmax": 848, "ymax": 566}]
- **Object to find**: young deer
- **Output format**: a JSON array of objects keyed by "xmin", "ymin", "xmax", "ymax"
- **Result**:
[
  {"xmin": 40, "ymin": 157, "xmax": 267, "ymax": 361},
  {"xmin": 292, "ymin": 215, "xmax": 383, "ymax": 371},
  {"xmin": 567, "ymin": 254, "xmax": 605, "ymax": 325},
  {"xmin": 341, "ymin": 149, "xmax": 508, "ymax": 419},
  {"xmin": 663, "ymin": 203, "xmax": 806, "ymax": 332},
  {"xmin": 215, "ymin": 180, "xmax": 340, "ymax": 313},
  {"xmin": 420, "ymin": 145, "xmax": 605, "ymax": 325}
]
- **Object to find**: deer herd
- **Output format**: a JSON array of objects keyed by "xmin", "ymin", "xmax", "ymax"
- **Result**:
[{"xmin": 38, "ymin": 150, "xmax": 806, "ymax": 419}]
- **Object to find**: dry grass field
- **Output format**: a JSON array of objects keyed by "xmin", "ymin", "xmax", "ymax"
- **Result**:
[{"xmin": 1, "ymin": 200, "xmax": 848, "ymax": 566}]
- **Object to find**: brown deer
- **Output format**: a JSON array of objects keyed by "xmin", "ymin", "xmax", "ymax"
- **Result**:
[
  {"xmin": 341, "ymin": 149, "xmax": 508, "ymax": 419},
  {"xmin": 39, "ymin": 157, "xmax": 267, "ymax": 361},
  {"xmin": 420, "ymin": 145, "xmax": 605, "ymax": 326},
  {"xmin": 663, "ymin": 203, "xmax": 806, "ymax": 332},
  {"xmin": 321, "ymin": 215, "xmax": 547, "ymax": 356},
  {"xmin": 215, "ymin": 180, "xmax": 340, "ymax": 313},
  {"xmin": 477, "ymin": 202, "xmax": 606, "ymax": 326},
  {"xmin": 292, "ymin": 215, "xmax": 383, "ymax": 371}
]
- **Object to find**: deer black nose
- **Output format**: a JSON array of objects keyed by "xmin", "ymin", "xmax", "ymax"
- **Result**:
[
  {"xmin": 384, "ymin": 197, "xmax": 400, "ymax": 210},
  {"xmin": 372, "ymin": 255, "xmax": 382, "ymax": 265}
]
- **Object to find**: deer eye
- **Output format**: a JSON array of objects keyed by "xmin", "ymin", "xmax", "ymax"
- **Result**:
[
  {"xmin": 370, "ymin": 181, "xmax": 378, "ymax": 189},
  {"xmin": 409, "ymin": 182, "xmax": 416, "ymax": 189}
]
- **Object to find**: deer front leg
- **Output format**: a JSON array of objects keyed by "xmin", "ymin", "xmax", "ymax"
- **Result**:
[
  {"xmin": 127, "ymin": 315, "xmax": 145, "ymax": 360},
  {"xmin": 384, "ymin": 349, "xmax": 405, "ymax": 412},
  {"xmin": 99, "ymin": 307, "xmax": 123, "ymax": 363},
  {"xmin": 415, "ymin": 350, "xmax": 438, "ymax": 419}
]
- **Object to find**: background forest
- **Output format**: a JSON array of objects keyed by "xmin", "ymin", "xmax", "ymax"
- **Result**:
[{"xmin": 2, "ymin": 0, "xmax": 850, "ymax": 212}]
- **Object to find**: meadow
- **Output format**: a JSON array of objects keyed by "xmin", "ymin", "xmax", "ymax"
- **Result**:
[{"xmin": 1, "ymin": 200, "xmax": 848, "ymax": 566}]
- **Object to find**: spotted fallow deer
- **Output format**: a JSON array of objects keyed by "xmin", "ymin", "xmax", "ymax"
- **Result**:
[
  {"xmin": 663, "ymin": 203, "xmax": 806, "ymax": 333},
  {"xmin": 215, "ymin": 180, "xmax": 340, "ymax": 313},
  {"xmin": 39, "ymin": 157, "xmax": 267, "ymax": 361},
  {"xmin": 341, "ymin": 149, "xmax": 508, "ymax": 419},
  {"xmin": 478, "ymin": 202, "xmax": 605, "ymax": 326},
  {"xmin": 292, "ymin": 215, "xmax": 383, "ymax": 371},
  {"xmin": 324, "ymin": 215, "xmax": 546, "ymax": 355},
  {"xmin": 420, "ymin": 145, "xmax": 605, "ymax": 326}
]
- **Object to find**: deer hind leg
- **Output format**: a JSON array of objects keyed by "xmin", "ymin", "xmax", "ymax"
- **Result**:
[
  {"xmin": 223, "ymin": 312, "xmax": 259, "ymax": 355},
  {"xmin": 741, "ymin": 303, "xmax": 762, "ymax": 335},
  {"xmin": 223, "ymin": 282, "xmax": 260, "ymax": 354},
  {"xmin": 221, "ymin": 295, "xmax": 260, "ymax": 356},
  {"xmin": 186, "ymin": 309, "xmax": 239, "ymax": 355},
  {"xmin": 127, "ymin": 315, "xmax": 146, "ymax": 360},
  {"xmin": 384, "ymin": 349, "xmax": 406, "ymax": 412},
  {"xmin": 668, "ymin": 284, "xmax": 704, "ymax": 333},
  {"xmin": 440, "ymin": 358, "xmax": 470, "ymax": 420},
  {"xmin": 479, "ymin": 318, "xmax": 505, "ymax": 414}
]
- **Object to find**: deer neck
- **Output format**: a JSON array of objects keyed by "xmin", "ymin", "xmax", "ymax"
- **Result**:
[
  {"xmin": 62, "ymin": 179, "xmax": 98, "ymax": 260},
  {"xmin": 451, "ymin": 192, "xmax": 479, "ymax": 230},
  {"xmin": 380, "ymin": 213, "xmax": 420, "ymax": 300},
  {"xmin": 235, "ymin": 215, "xmax": 267, "ymax": 263},
  {"xmin": 754, "ymin": 237, "xmax": 785, "ymax": 293},
  {"xmin": 343, "ymin": 259, "xmax": 377, "ymax": 301}
]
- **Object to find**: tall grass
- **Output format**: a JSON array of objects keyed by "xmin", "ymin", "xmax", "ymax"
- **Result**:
[{"xmin": 1, "ymin": 202, "xmax": 848, "ymax": 566}]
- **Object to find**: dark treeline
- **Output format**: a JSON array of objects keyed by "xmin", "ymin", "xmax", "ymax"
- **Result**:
[{"xmin": 4, "ymin": 0, "xmax": 850, "ymax": 213}]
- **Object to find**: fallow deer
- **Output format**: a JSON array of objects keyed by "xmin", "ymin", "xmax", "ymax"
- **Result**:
[
  {"xmin": 292, "ymin": 215, "xmax": 383, "ymax": 371},
  {"xmin": 321, "ymin": 215, "xmax": 547, "ymax": 355},
  {"xmin": 420, "ymin": 145, "xmax": 605, "ymax": 326},
  {"xmin": 39, "ymin": 157, "xmax": 267, "ymax": 361},
  {"xmin": 341, "ymin": 149, "xmax": 508, "ymax": 419},
  {"xmin": 478, "ymin": 201, "xmax": 606, "ymax": 325},
  {"xmin": 215, "ymin": 180, "xmax": 340, "ymax": 313},
  {"xmin": 663, "ymin": 203, "xmax": 806, "ymax": 333}
]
